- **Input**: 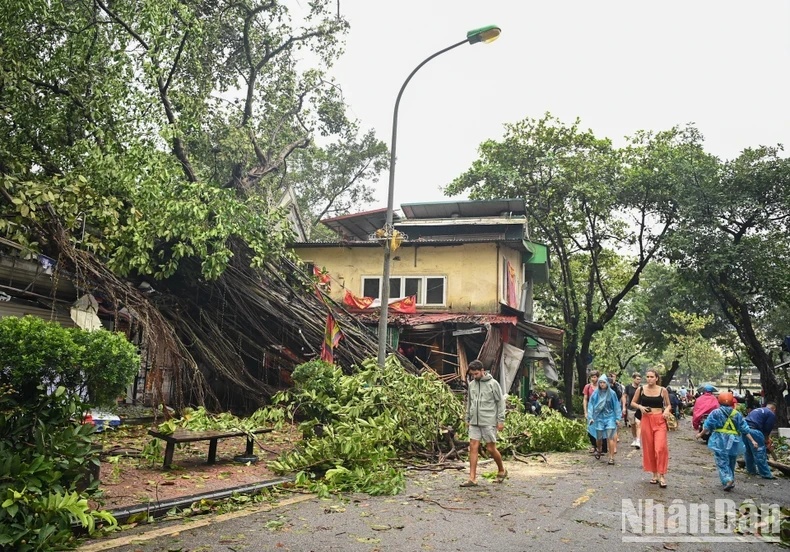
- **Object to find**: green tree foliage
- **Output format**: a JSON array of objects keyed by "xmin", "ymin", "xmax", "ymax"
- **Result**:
[
  {"xmin": 0, "ymin": 1, "xmax": 390, "ymax": 409},
  {"xmin": 288, "ymin": 128, "xmax": 389, "ymax": 239},
  {"xmin": 271, "ymin": 357, "xmax": 465, "ymax": 496},
  {"xmin": 590, "ymin": 314, "xmax": 648, "ymax": 377},
  {"xmin": 626, "ymin": 262, "xmax": 729, "ymax": 355},
  {"xmin": 0, "ymin": 0, "xmax": 360, "ymax": 278},
  {"xmin": 69, "ymin": 328, "xmax": 142, "ymax": 406},
  {"xmin": 446, "ymin": 113, "xmax": 714, "ymax": 409},
  {"xmin": 668, "ymin": 146, "xmax": 790, "ymax": 423},
  {"xmin": 660, "ymin": 310, "xmax": 724, "ymax": 385}
]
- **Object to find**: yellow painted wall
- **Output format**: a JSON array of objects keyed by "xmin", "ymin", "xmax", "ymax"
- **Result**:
[{"xmin": 295, "ymin": 242, "xmax": 525, "ymax": 313}]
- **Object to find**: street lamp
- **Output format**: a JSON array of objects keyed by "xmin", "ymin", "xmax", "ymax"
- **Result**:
[{"xmin": 377, "ymin": 25, "xmax": 502, "ymax": 366}]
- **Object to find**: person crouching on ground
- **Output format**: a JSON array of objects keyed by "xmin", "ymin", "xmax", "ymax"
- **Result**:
[
  {"xmin": 587, "ymin": 374, "xmax": 620, "ymax": 464},
  {"xmin": 743, "ymin": 402, "xmax": 777, "ymax": 479},
  {"xmin": 696, "ymin": 392, "xmax": 759, "ymax": 492},
  {"xmin": 461, "ymin": 360, "xmax": 507, "ymax": 487}
]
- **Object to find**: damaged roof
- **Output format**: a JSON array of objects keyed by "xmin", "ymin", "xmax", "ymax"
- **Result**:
[
  {"xmin": 315, "ymin": 199, "xmax": 528, "ymax": 242},
  {"xmin": 353, "ymin": 312, "xmax": 519, "ymax": 327}
]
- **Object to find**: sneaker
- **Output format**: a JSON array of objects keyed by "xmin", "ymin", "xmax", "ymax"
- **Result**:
[
  {"xmin": 630, "ymin": 439, "xmax": 638, "ymax": 448},
  {"xmin": 635, "ymin": 439, "xmax": 641, "ymax": 449}
]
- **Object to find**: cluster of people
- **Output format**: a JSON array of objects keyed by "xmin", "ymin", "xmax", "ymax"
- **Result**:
[
  {"xmin": 460, "ymin": 361, "xmax": 779, "ymax": 492},
  {"xmin": 695, "ymin": 389, "xmax": 777, "ymax": 491}
]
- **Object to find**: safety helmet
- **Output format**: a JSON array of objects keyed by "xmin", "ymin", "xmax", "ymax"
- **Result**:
[{"xmin": 718, "ymin": 392, "xmax": 734, "ymax": 406}]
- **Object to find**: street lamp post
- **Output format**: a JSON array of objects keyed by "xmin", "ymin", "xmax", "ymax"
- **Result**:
[{"xmin": 377, "ymin": 25, "xmax": 502, "ymax": 366}]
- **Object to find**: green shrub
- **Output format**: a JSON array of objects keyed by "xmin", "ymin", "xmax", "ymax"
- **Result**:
[
  {"xmin": 0, "ymin": 316, "xmax": 137, "ymax": 549},
  {"xmin": 0, "ymin": 315, "xmax": 139, "ymax": 406},
  {"xmin": 0, "ymin": 315, "xmax": 83, "ymax": 397},
  {"xmin": 499, "ymin": 397, "xmax": 588, "ymax": 455},
  {"xmin": 0, "ymin": 384, "xmax": 117, "ymax": 550},
  {"xmin": 70, "ymin": 328, "xmax": 140, "ymax": 406}
]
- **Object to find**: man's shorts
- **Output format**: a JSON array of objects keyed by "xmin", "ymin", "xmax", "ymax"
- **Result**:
[
  {"xmin": 626, "ymin": 409, "xmax": 639, "ymax": 425},
  {"xmin": 469, "ymin": 425, "xmax": 497, "ymax": 443}
]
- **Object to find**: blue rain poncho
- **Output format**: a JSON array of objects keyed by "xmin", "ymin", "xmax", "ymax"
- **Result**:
[
  {"xmin": 586, "ymin": 375, "xmax": 620, "ymax": 440},
  {"xmin": 703, "ymin": 406, "xmax": 750, "ymax": 456}
]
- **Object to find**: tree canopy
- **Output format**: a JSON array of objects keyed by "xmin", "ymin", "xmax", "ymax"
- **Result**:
[
  {"xmin": 667, "ymin": 146, "xmax": 790, "ymax": 421},
  {"xmin": 447, "ymin": 113, "xmax": 714, "ymax": 409},
  {"xmin": 0, "ymin": 0, "xmax": 390, "ymax": 410}
]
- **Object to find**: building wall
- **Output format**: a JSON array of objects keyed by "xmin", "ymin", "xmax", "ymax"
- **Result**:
[
  {"xmin": 716, "ymin": 365, "xmax": 763, "ymax": 393},
  {"xmin": 0, "ymin": 300, "xmax": 76, "ymax": 327},
  {"xmin": 296, "ymin": 242, "xmax": 524, "ymax": 313}
]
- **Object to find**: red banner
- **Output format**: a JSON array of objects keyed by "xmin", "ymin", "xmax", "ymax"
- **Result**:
[
  {"xmin": 389, "ymin": 295, "xmax": 417, "ymax": 313},
  {"xmin": 320, "ymin": 312, "xmax": 343, "ymax": 364},
  {"xmin": 343, "ymin": 290, "xmax": 375, "ymax": 310}
]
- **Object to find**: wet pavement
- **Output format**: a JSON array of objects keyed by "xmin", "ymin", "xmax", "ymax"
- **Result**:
[{"xmin": 80, "ymin": 419, "xmax": 789, "ymax": 551}]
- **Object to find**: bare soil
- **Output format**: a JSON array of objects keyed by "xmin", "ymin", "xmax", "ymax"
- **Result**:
[{"xmin": 91, "ymin": 423, "xmax": 300, "ymax": 511}]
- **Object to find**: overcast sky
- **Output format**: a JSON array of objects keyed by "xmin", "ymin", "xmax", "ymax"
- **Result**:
[{"xmin": 329, "ymin": 0, "xmax": 790, "ymax": 209}]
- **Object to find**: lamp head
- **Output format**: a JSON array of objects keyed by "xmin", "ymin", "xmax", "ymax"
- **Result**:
[{"xmin": 467, "ymin": 25, "xmax": 501, "ymax": 45}]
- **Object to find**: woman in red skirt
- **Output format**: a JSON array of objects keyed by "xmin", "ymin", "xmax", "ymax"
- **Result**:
[{"xmin": 630, "ymin": 368, "xmax": 672, "ymax": 487}]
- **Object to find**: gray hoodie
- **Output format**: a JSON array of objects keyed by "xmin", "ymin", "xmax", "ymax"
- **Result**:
[{"xmin": 466, "ymin": 373, "xmax": 505, "ymax": 426}]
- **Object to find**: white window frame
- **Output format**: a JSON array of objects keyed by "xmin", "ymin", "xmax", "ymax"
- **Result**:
[{"xmin": 361, "ymin": 275, "xmax": 446, "ymax": 307}]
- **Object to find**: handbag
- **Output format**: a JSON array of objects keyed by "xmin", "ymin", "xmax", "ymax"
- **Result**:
[{"xmin": 666, "ymin": 413, "xmax": 678, "ymax": 430}]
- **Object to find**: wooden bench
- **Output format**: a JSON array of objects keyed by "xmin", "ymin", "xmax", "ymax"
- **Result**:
[{"xmin": 147, "ymin": 428, "xmax": 274, "ymax": 469}]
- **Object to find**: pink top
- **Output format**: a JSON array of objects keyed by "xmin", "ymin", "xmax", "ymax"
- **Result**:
[{"xmin": 583, "ymin": 383, "xmax": 595, "ymax": 399}]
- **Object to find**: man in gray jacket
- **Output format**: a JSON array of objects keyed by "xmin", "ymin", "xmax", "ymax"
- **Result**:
[{"xmin": 461, "ymin": 360, "xmax": 507, "ymax": 487}]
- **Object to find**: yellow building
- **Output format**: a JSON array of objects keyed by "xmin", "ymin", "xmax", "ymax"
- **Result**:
[{"xmin": 292, "ymin": 199, "xmax": 561, "ymax": 395}]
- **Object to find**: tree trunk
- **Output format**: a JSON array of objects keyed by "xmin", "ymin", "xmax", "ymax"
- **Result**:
[
  {"xmin": 562, "ymin": 341, "xmax": 577, "ymax": 415},
  {"xmin": 711, "ymin": 280, "xmax": 788, "ymax": 427},
  {"xmin": 663, "ymin": 359, "xmax": 680, "ymax": 388}
]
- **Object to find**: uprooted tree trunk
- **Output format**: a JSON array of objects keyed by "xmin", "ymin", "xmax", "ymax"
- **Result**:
[{"xmin": 52, "ymin": 227, "xmax": 414, "ymax": 413}]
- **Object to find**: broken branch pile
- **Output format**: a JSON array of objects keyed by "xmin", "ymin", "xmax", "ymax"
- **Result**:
[{"xmin": 269, "ymin": 356, "xmax": 466, "ymax": 496}]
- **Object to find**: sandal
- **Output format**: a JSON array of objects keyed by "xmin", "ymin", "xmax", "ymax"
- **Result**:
[
  {"xmin": 607, "ymin": 458, "xmax": 615, "ymax": 465},
  {"xmin": 460, "ymin": 480, "xmax": 478, "ymax": 487},
  {"xmin": 496, "ymin": 469, "xmax": 508, "ymax": 483},
  {"xmin": 723, "ymin": 480, "xmax": 734, "ymax": 491},
  {"xmin": 659, "ymin": 478, "xmax": 667, "ymax": 488},
  {"xmin": 649, "ymin": 479, "xmax": 658, "ymax": 484},
  {"xmin": 594, "ymin": 450, "xmax": 601, "ymax": 460}
]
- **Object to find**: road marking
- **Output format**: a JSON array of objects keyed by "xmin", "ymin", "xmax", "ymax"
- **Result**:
[{"xmin": 78, "ymin": 493, "xmax": 316, "ymax": 551}]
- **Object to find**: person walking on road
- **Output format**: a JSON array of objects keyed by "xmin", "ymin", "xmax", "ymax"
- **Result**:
[
  {"xmin": 743, "ymin": 403, "xmax": 777, "ymax": 479},
  {"xmin": 623, "ymin": 372, "xmax": 642, "ymax": 449},
  {"xmin": 461, "ymin": 360, "xmax": 507, "ymax": 487},
  {"xmin": 587, "ymin": 374, "xmax": 620, "ymax": 464},
  {"xmin": 696, "ymin": 392, "xmax": 760, "ymax": 491},
  {"xmin": 692, "ymin": 385, "xmax": 719, "ymax": 434},
  {"xmin": 583, "ymin": 371, "xmax": 607, "ymax": 454},
  {"xmin": 631, "ymin": 368, "xmax": 671, "ymax": 488}
]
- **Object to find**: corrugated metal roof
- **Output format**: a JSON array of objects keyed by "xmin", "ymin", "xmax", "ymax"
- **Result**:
[
  {"xmin": 401, "ymin": 199, "xmax": 526, "ymax": 219},
  {"xmin": 319, "ymin": 208, "xmax": 394, "ymax": 241},
  {"xmin": 293, "ymin": 235, "xmax": 527, "ymax": 249},
  {"xmin": 354, "ymin": 312, "xmax": 518, "ymax": 327},
  {"xmin": 318, "ymin": 200, "xmax": 528, "ymax": 241},
  {"xmin": 518, "ymin": 320, "xmax": 564, "ymax": 349}
]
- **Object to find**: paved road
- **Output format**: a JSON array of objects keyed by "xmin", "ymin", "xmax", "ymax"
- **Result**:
[{"xmin": 83, "ymin": 419, "xmax": 788, "ymax": 551}]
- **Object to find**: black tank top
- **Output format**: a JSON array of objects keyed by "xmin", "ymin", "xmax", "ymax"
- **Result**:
[{"xmin": 640, "ymin": 390, "xmax": 664, "ymax": 408}]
